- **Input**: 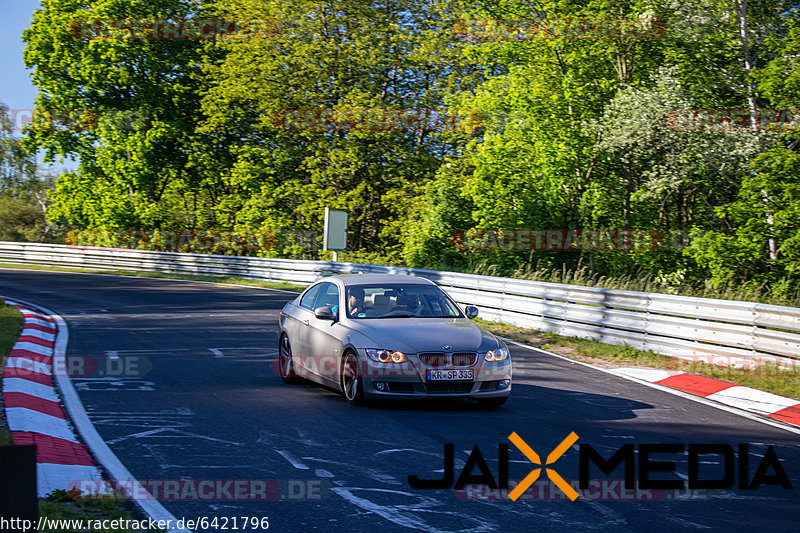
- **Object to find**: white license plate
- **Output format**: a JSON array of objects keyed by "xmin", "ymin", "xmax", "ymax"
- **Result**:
[{"xmin": 426, "ymin": 369, "xmax": 474, "ymax": 381}]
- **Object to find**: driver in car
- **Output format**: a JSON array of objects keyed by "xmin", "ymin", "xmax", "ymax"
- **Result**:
[{"xmin": 347, "ymin": 287, "xmax": 369, "ymax": 317}]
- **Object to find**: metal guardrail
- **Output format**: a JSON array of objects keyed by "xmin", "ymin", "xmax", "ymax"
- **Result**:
[{"xmin": 1, "ymin": 241, "xmax": 798, "ymax": 364}]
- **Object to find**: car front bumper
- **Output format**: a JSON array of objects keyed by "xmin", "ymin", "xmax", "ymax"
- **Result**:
[{"xmin": 358, "ymin": 355, "xmax": 512, "ymax": 400}]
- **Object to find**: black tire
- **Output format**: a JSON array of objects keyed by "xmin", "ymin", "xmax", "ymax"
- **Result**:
[
  {"xmin": 341, "ymin": 351, "xmax": 367, "ymax": 406},
  {"xmin": 477, "ymin": 396, "xmax": 508, "ymax": 408},
  {"xmin": 278, "ymin": 334, "xmax": 299, "ymax": 384}
]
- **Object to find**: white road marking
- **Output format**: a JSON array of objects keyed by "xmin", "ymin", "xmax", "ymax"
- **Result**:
[
  {"xmin": 98, "ymin": 348, "xmax": 188, "ymax": 353},
  {"xmin": 105, "ymin": 351, "xmax": 120, "ymax": 360},
  {"xmin": 208, "ymin": 347, "xmax": 278, "ymax": 359},
  {"xmin": 664, "ymin": 515, "xmax": 712, "ymax": 529},
  {"xmin": 581, "ymin": 500, "xmax": 629, "ymax": 528},
  {"xmin": 106, "ymin": 427, "xmax": 242, "ymax": 445},
  {"xmin": 372, "ymin": 448, "xmax": 422, "ymax": 456},
  {"xmin": 71, "ymin": 378, "xmax": 155, "ymax": 391},
  {"xmin": 276, "ymin": 450, "xmax": 310, "ymax": 470},
  {"xmin": 331, "ymin": 487, "xmax": 495, "ymax": 533}
]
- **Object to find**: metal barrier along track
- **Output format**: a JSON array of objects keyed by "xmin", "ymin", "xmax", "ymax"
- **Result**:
[{"xmin": 1, "ymin": 241, "xmax": 798, "ymax": 364}]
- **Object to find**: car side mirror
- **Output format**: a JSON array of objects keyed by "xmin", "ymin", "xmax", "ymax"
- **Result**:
[
  {"xmin": 315, "ymin": 306, "xmax": 335, "ymax": 320},
  {"xmin": 465, "ymin": 305, "xmax": 479, "ymax": 319}
]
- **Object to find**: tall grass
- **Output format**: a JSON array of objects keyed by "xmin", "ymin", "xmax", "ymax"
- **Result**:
[{"xmin": 0, "ymin": 303, "xmax": 23, "ymax": 360}]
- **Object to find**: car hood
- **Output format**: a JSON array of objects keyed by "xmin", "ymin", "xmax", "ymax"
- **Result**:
[{"xmin": 348, "ymin": 317, "xmax": 497, "ymax": 353}]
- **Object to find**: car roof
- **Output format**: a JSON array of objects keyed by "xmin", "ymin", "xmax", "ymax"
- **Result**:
[{"xmin": 323, "ymin": 274, "xmax": 437, "ymax": 286}]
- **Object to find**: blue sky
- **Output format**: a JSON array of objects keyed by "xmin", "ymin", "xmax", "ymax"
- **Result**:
[{"xmin": 1, "ymin": 1, "xmax": 79, "ymax": 172}]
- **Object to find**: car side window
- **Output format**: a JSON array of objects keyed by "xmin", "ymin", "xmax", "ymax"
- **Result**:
[
  {"xmin": 312, "ymin": 283, "xmax": 340, "ymax": 314},
  {"xmin": 300, "ymin": 284, "xmax": 322, "ymax": 309}
]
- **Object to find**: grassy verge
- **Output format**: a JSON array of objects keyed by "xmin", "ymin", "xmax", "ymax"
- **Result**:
[
  {"xmin": 476, "ymin": 318, "xmax": 800, "ymax": 400},
  {"xmin": 39, "ymin": 489, "xmax": 156, "ymax": 533}
]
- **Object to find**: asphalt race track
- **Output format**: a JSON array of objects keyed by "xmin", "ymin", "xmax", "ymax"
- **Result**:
[{"xmin": 1, "ymin": 269, "xmax": 798, "ymax": 532}]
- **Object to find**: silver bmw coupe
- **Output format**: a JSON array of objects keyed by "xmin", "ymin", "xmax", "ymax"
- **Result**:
[{"xmin": 278, "ymin": 274, "xmax": 512, "ymax": 406}]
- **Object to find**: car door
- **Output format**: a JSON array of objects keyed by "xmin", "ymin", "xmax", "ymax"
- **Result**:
[
  {"xmin": 289, "ymin": 283, "xmax": 323, "ymax": 378},
  {"xmin": 306, "ymin": 282, "xmax": 344, "ymax": 387}
]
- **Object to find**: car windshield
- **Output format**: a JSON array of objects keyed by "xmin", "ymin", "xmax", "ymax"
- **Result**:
[{"xmin": 345, "ymin": 283, "xmax": 462, "ymax": 319}]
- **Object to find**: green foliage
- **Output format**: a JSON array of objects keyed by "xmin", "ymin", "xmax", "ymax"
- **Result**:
[
  {"xmin": 15, "ymin": 0, "xmax": 800, "ymax": 300},
  {"xmin": 0, "ymin": 303, "xmax": 23, "ymax": 360},
  {"xmin": 0, "ymin": 102, "xmax": 64, "ymax": 242},
  {"xmin": 23, "ymin": 0, "xmax": 207, "ymax": 229},
  {"xmin": 0, "ymin": 109, "xmax": 37, "ymax": 188},
  {"xmin": 191, "ymin": 0, "xmax": 481, "ymax": 256},
  {"xmin": 0, "ymin": 196, "xmax": 46, "ymax": 241}
]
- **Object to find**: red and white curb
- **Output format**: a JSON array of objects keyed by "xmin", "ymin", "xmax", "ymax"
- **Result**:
[
  {"xmin": 1, "ymin": 297, "xmax": 104, "ymax": 496},
  {"xmin": 1, "ymin": 296, "xmax": 189, "ymax": 532},
  {"xmin": 612, "ymin": 367, "xmax": 800, "ymax": 427}
]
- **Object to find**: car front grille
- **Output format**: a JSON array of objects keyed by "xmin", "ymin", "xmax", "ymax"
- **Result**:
[
  {"xmin": 387, "ymin": 382, "xmax": 416, "ymax": 393},
  {"xmin": 424, "ymin": 382, "xmax": 475, "ymax": 394},
  {"xmin": 418, "ymin": 352, "xmax": 477, "ymax": 367},
  {"xmin": 452, "ymin": 352, "xmax": 477, "ymax": 366},
  {"xmin": 418, "ymin": 352, "xmax": 448, "ymax": 367}
]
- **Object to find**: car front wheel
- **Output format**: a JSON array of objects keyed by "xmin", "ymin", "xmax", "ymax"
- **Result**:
[
  {"xmin": 278, "ymin": 334, "xmax": 298, "ymax": 384},
  {"xmin": 341, "ymin": 351, "xmax": 366, "ymax": 406}
]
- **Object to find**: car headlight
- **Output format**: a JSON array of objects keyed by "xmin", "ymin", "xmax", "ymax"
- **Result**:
[
  {"xmin": 485, "ymin": 346, "xmax": 509, "ymax": 362},
  {"xmin": 365, "ymin": 349, "xmax": 407, "ymax": 364}
]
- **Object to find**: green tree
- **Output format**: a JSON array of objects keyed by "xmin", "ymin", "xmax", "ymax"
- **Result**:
[
  {"xmin": 686, "ymin": 16, "xmax": 800, "ymax": 294},
  {"xmin": 1, "ymin": 104, "xmax": 37, "ymax": 191},
  {"xmin": 406, "ymin": 0, "xmax": 670, "ymax": 271},
  {"xmin": 23, "ymin": 0, "xmax": 207, "ymax": 230},
  {"xmin": 0, "ymin": 102, "xmax": 62, "ymax": 242},
  {"xmin": 194, "ymin": 0, "xmax": 482, "ymax": 257}
]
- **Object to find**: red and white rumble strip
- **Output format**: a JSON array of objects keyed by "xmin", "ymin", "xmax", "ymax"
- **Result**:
[
  {"xmin": 612, "ymin": 367, "xmax": 800, "ymax": 427},
  {"xmin": 1, "ymin": 297, "xmax": 104, "ymax": 496}
]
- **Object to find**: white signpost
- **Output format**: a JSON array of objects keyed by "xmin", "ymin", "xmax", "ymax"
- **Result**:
[{"xmin": 323, "ymin": 207, "xmax": 348, "ymax": 261}]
